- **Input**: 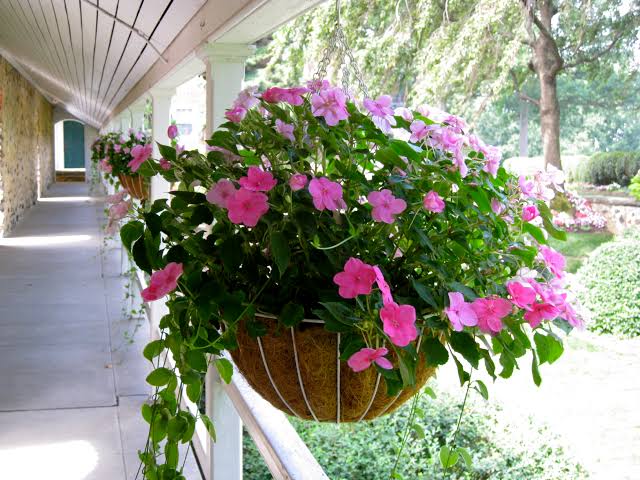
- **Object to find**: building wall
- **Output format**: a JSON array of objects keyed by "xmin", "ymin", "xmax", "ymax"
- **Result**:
[{"xmin": 0, "ymin": 55, "xmax": 54, "ymax": 236}]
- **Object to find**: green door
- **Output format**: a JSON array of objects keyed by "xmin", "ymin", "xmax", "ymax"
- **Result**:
[{"xmin": 63, "ymin": 121, "xmax": 85, "ymax": 168}]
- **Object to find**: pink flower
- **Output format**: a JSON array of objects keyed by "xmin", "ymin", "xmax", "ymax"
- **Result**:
[
  {"xmin": 226, "ymin": 188, "xmax": 269, "ymax": 227},
  {"xmin": 206, "ymin": 179, "xmax": 237, "ymax": 208},
  {"xmin": 373, "ymin": 266, "xmax": 394, "ymax": 306},
  {"xmin": 409, "ymin": 120, "xmax": 429, "ymax": 143},
  {"xmin": 108, "ymin": 200, "xmax": 131, "ymax": 221},
  {"xmin": 308, "ymin": 177, "xmax": 346, "ymax": 211},
  {"xmin": 347, "ymin": 347, "xmax": 393, "ymax": 372},
  {"xmin": 491, "ymin": 198, "xmax": 505, "ymax": 215},
  {"xmin": 176, "ymin": 144, "xmax": 184, "ymax": 155},
  {"xmin": 106, "ymin": 190, "xmax": 127, "ymax": 204},
  {"xmin": 307, "ymin": 79, "xmax": 331, "ymax": 91},
  {"xmin": 124, "ymin": 147, "xmax": 130, "ymax": 154},
  {"xmin": 443, "ymin": 114, "xmax": 468, "ymax": 133},
  {"xmin": 275, "ymin": 119, "xmax": 295, "ymax": 142},
  {"xmin": 506, "ymin": 280, "xmax": 537, "ymax": 310},
  {"xmin": 519, "ymin": 175, "xmax": 535, "ymax": 198},
  {"xmin": 423, "ymin": 191, "xmax": 445, "ymax": 213},
  {"xmin": 262, "ymin": 86, "xmax": 310, "ymax": 106},
  {"xmin": 233, "ymin": 86, "xmax": 260, "ymax": 110},
  {"xmin": 159, "ymin": 158, "xmax": 171, "ymax": 170},
  {"xmin": 239, "ymin": 166, "xmax": 277, "ymax": 192},
  {"xmin": 444, "ymin": 292, "xmax": 478, "ymax": 331},
  {"xmin": 135, "ymin": 131, "xmax": 144, "ymax": 141},
  {"xmin": 225, "ymin": 106, "xmax": 247, "ymax": 123},
  {"xmin": 472, "ymin": 297, "xmax": 512, "ymax": 334},
  {"xmin": 113, "ymin": 144, "xmax": 122, "ymax": 153},
  {"xmin": 367, "ymin": 189, "xmax": 406, "ymax": 224},
  {"xmin": 333, "ymin": 257, "xmax": 376, "ymax": 299},
  {"xmin": 380, "ymin": 302, "xmax": 418, "ymax": 347},
  {"xmin": 538, "ymin": 245, "xmax": 566, "ymax": 278},
  {"xmin": 483, "ymin": 146, "xmax": 501, "ymax": 178},
  {"xmin": 141, "ymin": 262, "xmax": 183, "ymax": 302},
  {"xmin": 99, "ymin": 159, "xmax": 112, "ymax": 173},
  {"xmin": 440, "ymin": 127, "xmax": 463, "ymax": 152},
  {"xmin": 311, "ymin": 87, "xmax": 349, "ymax": 126},
  {"xmin": 559, "ymin": 302, "xmax": 583, "ymax": 329},
  {"xmin": 128, "ymin": 144, "xmax": 153, "ymax": 172},
  {"xmin": 523, "ymin": 302, "xmax": 560, "ymax": 328},
  {"xmin": 395, "ymin": 107, "xmax": 413, "ymax": 122},
  {"xmin": 522, "ymin": 204, "xmax": 539, "ymax": 222},
  {"xmin": 289, "ymin": 174, "xmax": 308, "ymax": 191},
  {"xmin": 167, "ymin": 124, "xmax": 178, "ymax": 140},
  {"xmin": 364, "ymin": 95, "xmax": 396, "ymax": 133}
]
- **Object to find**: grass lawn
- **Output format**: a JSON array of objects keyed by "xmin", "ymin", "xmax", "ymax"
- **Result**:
[{"xmin": 548, "ymin": 231, "xmax": 614, "ymax": 273}]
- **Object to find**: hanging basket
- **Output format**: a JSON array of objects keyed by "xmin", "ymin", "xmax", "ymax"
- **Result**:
[
  {"xmin": 231, "ymin": 316, "xmax": 436, "ymax": 422},
  {"xmin": 118, "ymin": 173, "xmax": 148, "ymax": 200}
]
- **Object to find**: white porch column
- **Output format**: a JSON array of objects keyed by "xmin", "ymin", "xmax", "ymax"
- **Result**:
[
  {"xmin": 129, "ymin": 101, "xmax": 147, "ymax": 133},
  {"xmin": 149, "ymin": 88, "xmax": 174, "ymax": 202},
  {"xmin": 147, "ymin": 87, "xmax": 175, "ymax": 342},
  {"xmin": 198, "ymin": 43, "xmax": 255, "ymax": 137},
  {"xmin": 197, "ymin": 42, "xmax": 252, "ymax": 480}
]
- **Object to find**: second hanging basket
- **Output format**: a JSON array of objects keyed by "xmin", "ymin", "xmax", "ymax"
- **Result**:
[
  {"xmin": 118, "ymin": 173, "xmax": 148, "ymax": 200},
  {"xmin": 231, "ymin": 316, "xmax": 436, "ymax": 422}
]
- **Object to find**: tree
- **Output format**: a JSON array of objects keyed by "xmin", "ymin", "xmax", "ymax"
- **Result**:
[{"xmin": 518, "ymin": 0, "xmax": 640, "ymax": 168}]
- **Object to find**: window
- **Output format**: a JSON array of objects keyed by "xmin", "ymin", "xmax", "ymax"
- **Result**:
[{"xmin": 177, "ymin": 123, "xmax": 192, "ymax": 135}]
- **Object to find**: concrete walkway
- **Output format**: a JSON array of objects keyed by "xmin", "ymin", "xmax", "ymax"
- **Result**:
[{"xmin": 0, "ymin": 183, "xmax": 200, "ymax": 479}]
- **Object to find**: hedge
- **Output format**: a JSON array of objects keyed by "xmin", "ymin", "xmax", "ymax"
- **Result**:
[
  {"xmin": 576, "ymin": 229, "xmax": 640, "ymax": 336},
  {"xmin": 570, "ymin": 151, "xmax": 640, "ymax": 186},
  {"xmin": 243, "ymin": 386, "xmax": 586, "ymax": 479}
]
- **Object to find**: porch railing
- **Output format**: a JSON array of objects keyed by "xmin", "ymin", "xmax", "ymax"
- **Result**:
[{"xmin": 133, "ymin": 268, "xmax": 329, "ymax": 480}]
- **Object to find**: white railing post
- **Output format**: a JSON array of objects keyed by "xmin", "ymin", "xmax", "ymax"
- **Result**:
[
  {"xmin": 147, "ymin": 87, "xmax": 175, "ymax": 341},
  {"xmin": 197, "ymin": 42, "xmax": 254, "ymax": 480},
  {"xmin": 130, "ymin": 100, "xmax": 147, "ymax": 133}
]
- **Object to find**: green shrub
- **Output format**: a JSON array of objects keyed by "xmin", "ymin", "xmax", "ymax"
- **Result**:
[
  {"xmin": 630, "ymin": 172, "xmax": 640, "ymax": 201},
  {"xmin": 576, "ymin": 230, "xmax": 640, "ymax": 336},
  {"xmin": 243, "ymin": 387, "xmax": 586, "ymax": 479},
  {"xmin": 570, "ymin": 151, "xmax": 640, "ymax": 186}
]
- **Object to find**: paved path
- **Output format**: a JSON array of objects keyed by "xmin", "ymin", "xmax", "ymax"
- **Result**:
[
  {"xmin": 438, "ymin": 329, "xmax": 640, "ymax": 479},
  {"xmin": 0, "ymin": 183, "xmax": 200, "ymax": 479}
]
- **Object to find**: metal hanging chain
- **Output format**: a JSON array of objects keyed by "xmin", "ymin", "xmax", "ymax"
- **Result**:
[{"xmin": 312, "ymin": 0, "xmax": 369, "ymax": 99}]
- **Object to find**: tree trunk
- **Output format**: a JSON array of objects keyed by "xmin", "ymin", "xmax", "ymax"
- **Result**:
[
  {"xmin": 538, "ymin": 71, "xmax": 562, "ymax": 169},
  {"xmin": 518, "ymin": 98, "xmax": 529, "ymax": 157},
  {"xmin": 528, "ymin": 0, "xmax": 564, "ymax": 170}
]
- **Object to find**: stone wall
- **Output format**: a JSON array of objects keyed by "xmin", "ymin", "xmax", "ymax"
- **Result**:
[
  {"xmin": 0, "ymin": 55, "xmax": 54, "ymax": 236},
  {"xmin": 584, "ymin": 194, "xmax": 640, "ymax": 234}
]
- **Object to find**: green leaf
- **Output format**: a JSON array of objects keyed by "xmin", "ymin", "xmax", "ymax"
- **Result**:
[
  {"xmin": 270, "ymin": 231, "xmax": 290, "ymax": 277},
  {"xmin": 534, "ymin": 332, "xmax": 564, "ymax": 365},
  {"xmin": 411, "ymin": 279, "xmax": 438, "ymax": 308},
  {"xmin": 448, "ymin": 282, "xmax": 477, "ymax": 300},
  {"xmin": 185, "ymin": 350, "xmax": 208, "ymax": 372},
  {"xmin": 474, "ymin": 380, "xmax": 489, "ymax": 400},
  {"xmin": 158, "ymin": 143, "xmax": 176, "ymax": 162},
  {"xmin": 165, "ymin": 441, "xmax": 179, "ymax": 468},
  {"xmin": 120, "ymin": 221, "xmax": 144, "ymax": 252},
  {"xmin": 469, "ymin": 188, "xmax": 491, "ymax": 213},
  {"xmin": 523, "ymin": 223, "xmax": 547, "ymax": 244},
  {"xmin": 220, "ymin": 238, "xmax": 243, "ymax": 272},
  {"xmin": 531, "ymin": 352, "xmax": 542, "ymax": 386},
  {"xmin": 279, "ymin": 302, "xmax": 305, "ymax": 327},
  {"xmin": 169, "ymin": 190, "xmax": 207, "ymax": 204},
  {"xmin": 374, "ymin": 146, "xmax": 405, "ymax": 169},
  {"xmin": 186, "ymin": 378, "xmax": 202, "ymax": 403},
  {"xmin": 132, "ymin": 236, "xmax": 152, "ymax": 274},
  {"xmin": 215, "ymin": 358, "xmax": 233, "ymax": 384},
  {"xmin": 452, "ymin": 354, "xmax": 471, "ymax": 385},
  {"xmin": 167, "ymin": 415, "xmax": 187, "ymax": 441},
  {"xmin": 439, "ymin": 445, "xmax": 459, "ymax": 468},
  {"xmin": 423, "ymin": 386, "xmax": 436, "ymax": 399},
  {"xmin": 542, "ymin": 216, "xmax": 567, "ymax": 241},
  {"xmin": 412, "ymin": 423, "xmax": 425, "ymax": 439},
  {"xmin": 457, "ymin": 447, "xmax": 473, "ymax": 468},
  {"xmin": 179, "ymin": 412, "xmax": 196, "ymax": 443},
  {"xmin": 201, "ymin": 413, "xmax": 217, "ymax": 441},
  {"xmin": 143, "ymin": 340, "xmax": 164, "ymax": 362},
  {"xmin": 143, "ymin": 212, "xmax": 162, "ymax": 237},
  {"xmin": 449, "ymin": 332, "xmax": 480, "ymax": 368},
  {"xmin": 141, "ymin": 403, "xmax": 153, "ymax": 424},
  {"xmin": 146, "ymin": 367, "xmax": 175, "ymax": 387},
  {"xmin": 421, "ymin": 336, "xmax": 449, "ymax": 367}
]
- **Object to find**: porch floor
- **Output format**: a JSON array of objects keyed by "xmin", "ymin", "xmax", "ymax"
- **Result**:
[{"xmin": 0, "ymin": 183, "xmax": 201, "ymax": 479}]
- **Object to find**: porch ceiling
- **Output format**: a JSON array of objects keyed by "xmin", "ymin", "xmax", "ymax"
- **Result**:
[{"xmin": 0, "ymin": 0, "xmax": 326, "ymax": 129}]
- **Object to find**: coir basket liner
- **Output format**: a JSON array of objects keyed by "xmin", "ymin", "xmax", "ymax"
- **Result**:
[
  {"xmin": 231, "ymin": 316, "xmax": 436, "ymax": 422},
  {"xmin": 118, "ymin": 174, "xmax": 148, "ymax": 200}
]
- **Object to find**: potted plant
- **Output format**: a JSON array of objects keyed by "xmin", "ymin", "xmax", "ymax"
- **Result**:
[
  {"xmin": 92, "ymin": 130, "xmax": 153, "ymax": 199},
  {"xmin": 123, "ymin": 82, "xmax": 582, "ymax": 477}
]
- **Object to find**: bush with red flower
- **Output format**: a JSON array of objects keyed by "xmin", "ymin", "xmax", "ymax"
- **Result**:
[{"xmin": 122, "ymin": 82, "xmax": 583, "ymax": 478}]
